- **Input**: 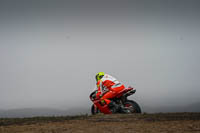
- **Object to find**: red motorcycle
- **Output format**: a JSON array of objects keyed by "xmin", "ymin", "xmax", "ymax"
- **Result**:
[{"xmin": 89, "ymin": 87, "xmax": 141, "ymax": 114}]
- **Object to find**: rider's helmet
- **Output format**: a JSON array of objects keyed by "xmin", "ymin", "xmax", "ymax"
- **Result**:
[{"xmin": 95, "ymin": 72, "xmax": 105, "ymax": 82}]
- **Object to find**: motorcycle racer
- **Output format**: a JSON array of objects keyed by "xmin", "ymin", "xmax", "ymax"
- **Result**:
[{"xmin": 95, "ymin": 72, "xmax": 126, "ymax": 113}]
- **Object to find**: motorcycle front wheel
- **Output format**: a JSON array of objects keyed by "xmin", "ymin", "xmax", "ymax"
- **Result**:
[{"xmin": 91, "ymin": 104, "xmax": 100, "ymax": 115}]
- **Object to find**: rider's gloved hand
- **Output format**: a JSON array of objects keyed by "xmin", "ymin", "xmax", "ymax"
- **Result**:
[{"xmin": 96, "ymin": 93, "xmax": 101, "ymax": 99}]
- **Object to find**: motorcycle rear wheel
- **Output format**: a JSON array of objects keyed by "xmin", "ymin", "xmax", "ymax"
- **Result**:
[{"xmin": 124, "ymin": 100, "xmax": 141, "ymax": 113}]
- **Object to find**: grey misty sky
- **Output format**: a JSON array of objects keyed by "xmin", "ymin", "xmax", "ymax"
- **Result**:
[{"xmin": 0, "ymin": 0, "xmax": 200, "ymax": 110}]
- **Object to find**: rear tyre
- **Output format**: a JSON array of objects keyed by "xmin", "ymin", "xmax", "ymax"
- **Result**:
[
  {"xmin": 91, "ymin": 104, "xmax": 100, "ymax": 115},
  {"xmin": 124, "ymin": 100, "xmax": 142, "ymax": 113}
]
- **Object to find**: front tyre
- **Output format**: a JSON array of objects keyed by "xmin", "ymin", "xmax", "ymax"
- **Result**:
[
  {"xmin": 124, "ymin": 100, "xmax": 142, "ymax": 113},
  {"xmin": 91, "ymin": 104, "xmax": 100, "ymax": 115}
]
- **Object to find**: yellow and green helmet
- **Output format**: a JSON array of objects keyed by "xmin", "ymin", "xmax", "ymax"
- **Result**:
[{"xmin": 95, "ymin": 72, "xmax": 105, "ymax": 82}]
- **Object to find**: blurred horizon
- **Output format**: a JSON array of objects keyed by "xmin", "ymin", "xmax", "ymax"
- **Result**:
[{"xmin": 0, "ymin": 0, "xmax": 200, "ymax": 112}]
